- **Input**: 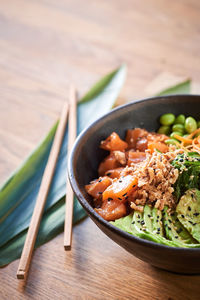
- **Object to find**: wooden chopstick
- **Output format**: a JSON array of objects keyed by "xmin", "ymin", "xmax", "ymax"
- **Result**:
[
  {"xmin": 64, "ymin": 85, "xmax": 77, "ymax": 250},
  {"xmin": 17, "ymin": 100, "xmax": 69, "ymax": 279}
]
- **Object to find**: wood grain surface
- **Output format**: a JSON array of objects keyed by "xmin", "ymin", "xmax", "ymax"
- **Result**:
[{"xmin": 1, "ymin": 0, "xmax": 200, "ymax": 299}]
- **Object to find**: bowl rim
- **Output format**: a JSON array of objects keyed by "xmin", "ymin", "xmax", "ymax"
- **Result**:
[{"xmin": 68, "ymin": 94, "xmax": 200, "ymax": 252}]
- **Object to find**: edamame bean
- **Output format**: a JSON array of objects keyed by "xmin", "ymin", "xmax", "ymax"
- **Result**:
[
  {"xmin": 170, "ymin": 131, "xmax": 183, "ymax": 138},
  {"xmin": 157, "ymin": 126, "xmax": 171, "ymax": 135},
  {"xmin": 197, "ymin": 121, "xmax": 200, "ymax": 128},
  {"xmin": 172, "ymin": 124, "xmax": 185, "ymax": 134},
  {"xmin": 185, "ymin": 117, "xmax": 197, "ymax": 133},
  {"xmin": 160, "ymin": 113, "xmax": 175, "ymax": 126},
  {"xmin": 174, "ymin": 114, "xmax": 185, "ymax": 125},
  {"xmin": 165, "ymin": 139, "xmax": 180, "ymax": 146}
]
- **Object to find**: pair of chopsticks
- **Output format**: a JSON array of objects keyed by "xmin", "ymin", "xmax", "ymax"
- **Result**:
[{"xmin": 17, "ymin": 86, "xmax": 77, "ymax": 279}]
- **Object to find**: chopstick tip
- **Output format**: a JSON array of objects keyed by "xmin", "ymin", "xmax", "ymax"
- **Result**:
[
  {"xmin": 17, "ymin": 270, "xmax": 25, "ymax": 280},
  {"xmin": 64, "ymin": 244, "xmax": 71, "ymax": 251}
]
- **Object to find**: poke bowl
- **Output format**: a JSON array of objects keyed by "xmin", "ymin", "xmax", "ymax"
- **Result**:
[{"xmin": 68, "ymin": 94, "xmax": 200, "ymax": 274}]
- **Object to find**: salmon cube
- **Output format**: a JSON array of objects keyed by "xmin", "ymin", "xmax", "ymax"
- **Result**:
[
  {"xmin": 102, "ymin": 175, "xmax": 137, "ymax": 202},
  {"xmin": 125, "ymin": 128, "xmax": 148, "ymax": 150},
  {"xmin": 100, "ymin": 132, "xmax": 128, "ymax": 151},
  {"xmin": 127, "ymin": 151, "xmax": 146, "ymax": 166},
  {"xmin": 95, "ymin": 199, "xmax": 127, "ymax": 221},
  {"xmin": 98, "ymin": 153, "xmax": 121, "ymax": 176},
  {"xmin": 136, "ymin": 137, "xmax": 148, "ymax": 151},
  {"xmin": 105, "ymin": 167, "xmax": 124, "ymax": 179},
  {"xmin": 148, "ymin": 142, "xmax": 168, "ymax": 154},
  {"xmin": 85, "ymin": 176, "xmax": 112, "ymax": 199}
]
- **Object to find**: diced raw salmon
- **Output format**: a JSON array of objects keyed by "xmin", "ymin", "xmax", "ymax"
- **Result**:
[
  {"xmin": 85, "ymin": 176, "xmax": 112, "ymax": 199},
  {"xmin": 125, "ymin": 128, "xmax": 148, "ymax": 149},
  {"xmin": 100, "ymin": 132, "xmax": 128, "ymax": 151},
  {"xmin": 148, "ymin": 142, "xmax": 169, "ymax": 154},
  {"xmin": 98, "ymin": 153, "xmax": 121, "ymax": 176},
  {"xmin": 95, "ymin": 199, "xmax": 127, "ymax": 221},
  {"xmin": 105, "ymin": 167, "xmax": 124, "ymax": 179},
  {"xmin": 127, "ymin": 151, "xmax": 146, "ymax": 166},
  {"xmin": 102, "ymin": 175, "xmax": 137, "ymax": 202},
  {"xmin": 136, "ymin": 137, "xmax": 148, "ymax": 151}
]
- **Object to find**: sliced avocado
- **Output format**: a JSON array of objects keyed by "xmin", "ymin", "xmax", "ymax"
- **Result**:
[
  {"xmin": 110, "ymin": 208, "xmax": 200, "ymax": 248},
  {"xmin": 176, "ymin": 189, "xmax": 200, "ymax": 242},
  {"xmin": 162, "ymin": 206, "xmax": 195, "ymax": 244},
  {"xmin": 143, "ymin": 205, "xmax": 153, "ymax": 232},
  {"xmin": 171, "ymin": 212, "xmax": 197, "ymax": 244},
  {"xmin": 143, "ymin": 205, "xmax": 164, "ymax": 237},
  {"xmin": 131, "ymin": 210, "xmax": 185, "ymax": 247},
  {"xmin": 110, "ymin": 213, "xmax": 133, "ymax": 234},
  {"xmin": 152, "ymin": 207, "xmax": 164, "ymax": 237}
]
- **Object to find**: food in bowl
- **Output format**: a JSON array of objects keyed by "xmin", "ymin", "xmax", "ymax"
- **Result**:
[{"xmin": 85, "ymin": 113, "xmax": 200, "ymax": 248}]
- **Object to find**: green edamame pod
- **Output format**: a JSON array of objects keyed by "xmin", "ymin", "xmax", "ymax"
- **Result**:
[
  {"xmin": 157, "ymin": 126, "xmax": 171, "ymax": 135},
  {"xmin": 160, "ymin": 113, "xmax": 175, "ymax": 126},
  {"xmin": 165, "ymin": 139, "xmax": 180, "ymax": 146},
  {"xmin": 170, "ymin": 132, "xmax": 183, "ymax": 138},
  {"xmin": 185, "ymin": 117, "xmax": 197, "ymax": 133},
  {"xmin": 174, "ymin": 114, "xmax": 185, "ymax": 125},
  {"xmin": 172, "ymin": 124, "xmax": 185, "ymax": 134}
]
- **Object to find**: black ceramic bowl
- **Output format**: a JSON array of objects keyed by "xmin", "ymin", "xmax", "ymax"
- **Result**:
[{"xmin": 69, "ymin": 94, "xmax": 200, "ymax": 274}]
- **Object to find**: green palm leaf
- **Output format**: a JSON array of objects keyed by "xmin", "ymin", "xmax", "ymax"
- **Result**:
[
  {"xmin": 156, "ymin": 79, "xmax": 191, "ymax": 96},
  {"xmin": 0, "ymin": 65, "xmax": 127, "ymax": 267}
]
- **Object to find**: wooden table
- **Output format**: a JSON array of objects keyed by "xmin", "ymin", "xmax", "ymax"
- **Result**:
[{"xmin": 1, "ymin": 0, "xmax": 200, "ymax": 299}]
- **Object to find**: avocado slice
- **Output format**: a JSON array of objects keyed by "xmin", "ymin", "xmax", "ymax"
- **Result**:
[
  {"xmin": 143, "ymin": 205, "xmax": 164, "ymax": 237},
  {"xmin": 143, "ymin": 205, "xmax": 152, "ymax": 232},
  {"xmin": 162, "ymin": 207, "xmax": 196, "ymax": 244},
  {"xmin": 176, "ymin": 189, "xmax": 200, "ymax": 242},
  {"xmin": 110, "ymin": 213, "xmax": 133, "ymax": 234},
  {"xmin": 110, "ymin": 206, "xmax": 200, "ymax": 248},
  {"xmin": 130, "ymin": 209, "xmax": 185, "ymax": 247},
  {"xmin": 152, "ymin": 207, "xmax": 164, "ymax": 237},
  {"xmin": 171, "ymin": 212, "xmax": 197, "ymax": 244}
]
